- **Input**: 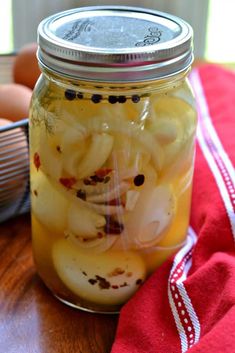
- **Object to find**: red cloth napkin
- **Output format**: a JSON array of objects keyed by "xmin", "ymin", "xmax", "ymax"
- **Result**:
[{"xmin": 111, "ymin": 64, "xmax": 235, "ymax": 353}]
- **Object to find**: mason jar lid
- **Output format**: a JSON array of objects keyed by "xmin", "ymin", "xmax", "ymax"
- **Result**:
[{"xmin": 37, "ymin": 6, "xmax": 193, "ymax": 82}]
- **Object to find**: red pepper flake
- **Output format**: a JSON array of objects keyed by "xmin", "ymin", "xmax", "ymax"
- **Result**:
[
  {"xmin": 107, "ymin": 198, "xmax": 122, "ymax": 206},
  {"xmin": 97, "ymin": 232, "xmax": 104, "ymax": 239},
  {"xmin": 111, "ymin": 285, "xmax": 119, "ymax": 289},
  {"xmin": 90, "ymin": 180, "xmax": 97, "ymax": 186},
  {"xmin": 126, "ymin": 272, "xmax": 133, "ymax": 277},
  {"xmin": 59, "ymin": 177, "xmax": 77, "ymax": 189},
  {"xmin": 104, "ymin": 216, "xmax": 124, "ymax": 235},
  {"xmin": 95, "ymin": 168, "xmax": 112, "ymax": 178},
  {"xmin": 82, "ymin": 238, "xmax": 89, "ymax": 242},
  {"xmin": 108, "ymin": 268, "xmax": 125, "ymax": 277},
  {"xmin": 33, "ymin": 152, "xmax": 41, "ymax": 171},
  {"xmin": 107, "ymin": 198, "xmax": 125, "ymax": 207}
]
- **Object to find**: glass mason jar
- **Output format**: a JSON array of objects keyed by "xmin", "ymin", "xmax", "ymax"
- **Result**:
[{"xmin": 29, "ymin": 6, "xmax": 197, "ymax": 313}]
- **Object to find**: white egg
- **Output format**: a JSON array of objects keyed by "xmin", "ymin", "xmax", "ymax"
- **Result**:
[{"xmin": 52, "ymin": 239, "xmax": 146, "ymax": 306}]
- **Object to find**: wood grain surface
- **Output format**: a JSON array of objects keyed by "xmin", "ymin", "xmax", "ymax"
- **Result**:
[{"xmin": 0, "ymin": 215, "xmax": 118, "ymax": 353}]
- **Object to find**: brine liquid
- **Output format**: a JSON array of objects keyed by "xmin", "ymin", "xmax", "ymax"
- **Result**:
[{"xmin": 29, "ymin": 79, "xmax": 197, "ymax": 312}]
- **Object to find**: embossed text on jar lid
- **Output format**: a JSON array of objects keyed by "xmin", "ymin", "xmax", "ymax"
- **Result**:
[{"xmin": 37, "ymin": 6, "xmax": 194, "ymax": 82}]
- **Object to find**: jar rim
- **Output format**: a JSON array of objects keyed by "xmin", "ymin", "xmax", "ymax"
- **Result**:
[{"xmin": 37, "ymin": 6, "xmax": 194, "ymax": 82}]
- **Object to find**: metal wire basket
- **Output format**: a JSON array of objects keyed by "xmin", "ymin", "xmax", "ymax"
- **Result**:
[
  {"xmin": 0, "ymin": 118, "xmax": 30, "ymax": 223},
  {"xmin": 0, "ymin": 54, "xmax": 30, "ymax": 223}
]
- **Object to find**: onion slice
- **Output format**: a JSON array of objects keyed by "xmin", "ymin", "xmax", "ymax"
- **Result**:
[{"xmin": 86, "ymin": 181, "xmax": 130, "ymax": 203}]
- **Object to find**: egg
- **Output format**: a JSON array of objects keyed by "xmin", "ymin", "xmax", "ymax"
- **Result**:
[
  {"xmin": 0, "ymin": 118, "xmax": 29, "ymax": 214},
  {"xmin": 13, "ymin": 43, "xmax": 41, "ymax": 89},
  {"xmin": 0, "ymin": 117, "xmax": 11, "ymax": 128},
  {"xmin": 53, "ymin": 239, "xmax": 146, "ymax": 306},
  {"xmin": 0, "ymin": 83, "xmax": 32, "ymax": 121}
]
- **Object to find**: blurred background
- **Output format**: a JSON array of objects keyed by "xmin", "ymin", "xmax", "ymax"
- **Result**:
[{"xmin": 0, "ymin": 0, "xmax": 235, "ymax": 63}]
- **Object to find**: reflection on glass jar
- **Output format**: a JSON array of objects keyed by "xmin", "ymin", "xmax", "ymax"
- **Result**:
[{"xmin": 29, "ymin": 6, "xmax": 196, "ymax": 313}]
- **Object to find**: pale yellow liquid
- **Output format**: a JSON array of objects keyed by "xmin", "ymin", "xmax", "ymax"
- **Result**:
[{"xmin": 29, "ymin": 78, "xmax": 197, "ymax": 312}]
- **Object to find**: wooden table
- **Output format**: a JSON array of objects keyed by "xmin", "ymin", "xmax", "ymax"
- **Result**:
[{"xmin": 0, "ymin": 214, "xmax": 118, "ymax": 353}]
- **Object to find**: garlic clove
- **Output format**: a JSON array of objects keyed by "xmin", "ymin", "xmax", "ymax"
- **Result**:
[
  {"xmin": 68, "ymin": 202, "xmax": 106, "ymax": 238},
  {"xmin": 31, "ymin": 170, "xmax": 69, "ymax": 233}
]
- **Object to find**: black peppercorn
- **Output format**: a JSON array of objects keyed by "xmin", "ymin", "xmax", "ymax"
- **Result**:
[
  {"xmin": 83, "ymin": 178, "xmax": 91, "ymax": 185},
  {"xmin": 77, "ymin": 92, "xmax": 83, "ymax": 99},
  {"xmin": 91, "ymin": 94, "xmax": 102, "ymax": 103},
  {"xmin": 108, "ymin": 95, "xmax": 118, "ymax": 104},
  {"xmin": 131, "ymin": 95, "xmax": 140, "ymax": 103},
  {"xmin": 134, "ymin": 174, "xmax": 145, "ymax": 186},
  {"xmin": 65, "ymin": 89, "xmax": 76, "ymax": 100},
  {"xmin": 90, "ymin": 174, "xmax": 104, "ymax": 183},
  {"xmin": 118, "ymin": 96, "xmax": 127, "ymax": 103}
]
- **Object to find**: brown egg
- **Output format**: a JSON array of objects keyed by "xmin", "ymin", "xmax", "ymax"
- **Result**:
[
  {"xmin": 0, "ymin": 118, "xmax": 29, "ymax": 215},
  {"xmin": 13, "ymin": 42, "xmax": 41, "ymax": 89},
  {"xmin": 0, "ymin": 117, "xmax": 12, "ymax": 128},
  {"xmin": 0, "ymin": 83, "xmax": 32, "ymax": 121}
]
